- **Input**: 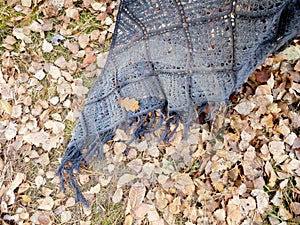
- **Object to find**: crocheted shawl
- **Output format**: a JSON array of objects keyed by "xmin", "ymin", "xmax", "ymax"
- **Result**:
[{"xmin": 57, "ymin": 0, "xmax": 300, "ymax": 205}]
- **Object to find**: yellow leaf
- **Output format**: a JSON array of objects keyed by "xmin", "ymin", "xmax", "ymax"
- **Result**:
[
  {"xmin": 118, "ymin": 97, "xmax": 139, "ymax": 112},
  {"xmin": 21, "ymin": 195, "xmax": 32, "ymax": 203},
  {"xmin": 0, "ymin": 100, "xmax": 12, "ymax": 115},
  {"xmin": 124, "ymin": 215, "xmax": 133, "ymax": 225}
]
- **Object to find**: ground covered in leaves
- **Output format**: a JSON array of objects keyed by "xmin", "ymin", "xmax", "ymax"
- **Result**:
[{"xmin": 0, "ymin": 0, "xmax": 300, "ymax": 224}]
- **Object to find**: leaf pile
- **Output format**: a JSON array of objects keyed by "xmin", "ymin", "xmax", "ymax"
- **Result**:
[{"xmin": 0, "ymin": 1, "xmax": 300, "ymax": 224}]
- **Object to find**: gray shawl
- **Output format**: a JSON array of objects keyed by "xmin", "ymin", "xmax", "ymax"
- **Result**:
[{"xmin": 57, "ymin": 0, "xmax": 300, "ymax": 205}]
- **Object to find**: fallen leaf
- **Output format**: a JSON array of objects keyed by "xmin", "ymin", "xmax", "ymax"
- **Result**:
[
  {"xmin": 78, "ymin": 34, "xmax": 89, "ymax": 49},
  {"xmin": 118, "ymin": 97, "xmax": 140, "ymax": 112},
  {"xmin": 117, "ymin": 174, "xmax": 136, "ymax": 187},
  {"xmin": 251, "ymin": 189, "xmax": 269, "ymax": 214},
  {"xmin": 11, "ymin": 105, "xmax": 22, "ymax": 118},
  {"xmin": 147, "ymin": 206, "xmax": 160, "ymax": 222},
  {"xmin": 278, "ymin": 45, "xmax": 300, "ymax": 62},
  {"xmin": 155, "ymin": 189, "xmax": 169, "ymax": 210},
  {"xmin": 37, "ymin": 213, "xmax": 51, "ymax": 225},
  {"xmin": 127, "ymin": 159, "xmax": 143, "ymax": 173},
  {"xmin": 112, "ymin": 188, "xmax": 123, "ymax": 204},
  {"xmin": 264, "ymin": 161, "xmax": 277, "ymax": 187},
  {"xmin": 61, "ymin": 211, "xmax": 72, "ymax": 223},
  {"xmin": 91, "ymin": 2, "xmax": 103, "ymax": 11},
  {"xmin": 295, "ymin": 60, "xmax": 300, "ymax": 71},
  {"xmin": 169, "ymin": 196, "xmax": 181, "ymax": 214},
  {"xmin": 5, "ymin": 123, "xmax": 17, "ymax": 140},
  {"xmin": 290, "ymin": 202, "xmax": 300, "ymax": 215},
  {"xmin": 140, "ymin": 162, "xmax": 155, "ymax": 179},
  {"xmin": 234, "ymin": 100, "xmax": 255, "ymax": 116},
  {"xmin": 82, "ymin": 54, "xmax": 96, "ymax": 68},
  {"xmin": 54, "ymin": 56, "xmax": 67, "ymax": 69},
  {"xmin": 37, "ymin": 197, "xmax": 54, "ymax": 210},
  {"xmin": 10, "ymin": 172, "xmax": 26, "ymax": 191},
  {"xmin": 21, "ymin": 195, "xmax": 32, "ymax": 203},
  {"xmin": 0, "ymin": 100, "xmax": 12, "ymax": 115},
  {"xmin": 34, "ymin": 70, "xmax": 46, "ymax": 80},
  {"xmin": 12, "ymin": 28, "xmax": 32, "ymax": 43},
  {"xmin": 129, "ymin": 183, "xmax": 146, "ymax": 209},
  {"xmin": 278, "ymin": 204, "xmax": 293, "ymax": 220},
  {"xmin": 66, "ymin": 7, "xmax": 80, "ymax": 20},
  {"xmin": 42, "ymin": 40, "xmax": 53, "ymax": 53},
  {"xmin": 35, "ymin": 175, "xmax": 45, "ymax": 189},
  {"xmin": 213, "ymin": 208, "xmax": 226, "ymax": 221},
  {"xmin": 49, "ymin": 65, "xmax": 61, "ymax": 79},
  {"xmin": 124, "ymin": 215, "xmax": 133, "ymax": 225},
  {"xmin": 227, "ymin": 203, "xmax": 242, "ymax": 224}
]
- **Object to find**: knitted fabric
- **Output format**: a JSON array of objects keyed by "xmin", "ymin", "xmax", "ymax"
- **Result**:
[{"xmin": 57, "ymin": 0, "xmax": 300, "ymax": 205}]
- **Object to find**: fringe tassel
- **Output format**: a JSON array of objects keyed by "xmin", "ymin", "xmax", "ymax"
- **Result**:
[
  {"xmin": 57, "ymin": 106, "xmax": 217, "ymax": 206},
  {"xmin": 56, "ymin": 143, "xmax": 90, "ymax": 207}
]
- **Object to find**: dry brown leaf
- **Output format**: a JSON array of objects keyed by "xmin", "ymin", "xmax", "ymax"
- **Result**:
[
  {"xmin": 11, "ymin": 105, "xmax": 22, "ymax": 118},
  {"xmin": 213, "ymin": 208, "xmax": 226, "ymax": 221},
  {"xmin": 234, "ymin": 100, "xmax": 255, "ymax": 116},
  {"xmin": 37, "ymin": 213, "xmax": 51, "ymax": 225},
  {"xmin": 271, "ymin": 190, "xmax": 282, "ymax": 206},
  {"xmin": 129, "ymin": 182, "xmax": 146, "ymax": 209},
  {"xmin": 44, "ymin": 120, "xmax": 65, "ymax": 134},
  {"xmin": 82, "ymin": 54, "xmax": 96, "ymax": 68},
  {"xmin": 36, "ymin": 153, "xmax": 50, "ymax": 166},
  {"xmin": 113, "ymin": 142, "xmax": 127, "ymax": 155},
  {"xmin": 155, "ymin": 189, "xmax": 168, "ymax": 210},
  {"xmin": 112, "ymin": 188, "xmax": 123, "ymax": 204},
  {"xmin": 66, "ymin": 7, "xmax": 80, "ymax": 20},
  {"xmin": 118, "ymin": 97, "xmax": 140, "ymax": 112},
  {"xmin": 10, "ymin": 172, "xmax": 26, "ymax": 191},
  {"xmin": 168, "ymin": 196, "xmax": 181, "ymax": 214},
  {"xmin": 97, "ymin": 52, "xmax": 109, "ymax": 68},
  {"xmin": 29, "ymin": 20, "xmax": 42, "ymax": 33},
  {"xmin": 251, "ymin": 189, "xmax": 269, "ymax": 214},
  {"xmin": 278, "ymin": 204, "xmax": 293, "ymax": 220},
  {"xmin": 54, "ymin": 56, "xmax": 67, "ymax": 69},
  {"xmin": 147, "ymin": 146, "xmax": 160, "ymax": 157},
  {"xmin": 173, "ymin": 173, "xmax": 193, "ymax": 186},
  {"xmin": 241, "ymin": 197, "xmax": 256, "ymax": 214},
  {"xmin": 42, "ymin": 40, "xmax": 53, "ymax": 53},
  {"xmin": 35, "ymin": 175, "xmax": 45, "ymax": 189},
  {"xmin": 49, "ymin": 65, "xmax": 61, "ymax": 79},
  {"xmin": 105, "ymin": 17, "xmax": 113, "ymax": 26},
  {"xmin": 117, "ymin": 174, "xmax": 136, "ymax": 187},
  {"xmin": 23, "ymin": 131, "xmax": 49, "ymax": 147},
  {"xmin": 5, "ymin": 122, "xmax": 17, "ymax": 140},
  {"xmin": 140, "ymin": 162, "xmax": 155, "ymax": 179},
  {"xmin": 295, "ymin": 60, "xmax": 300, "ymax": 71},
  {"xmin": 65, "ymin": 198, "xmax": 76, "ymax": 208},
  {"xmin": 37, "ymin": 197, "xmax": 54, "ymax": 210},
  {"xmin": 227, "ymin": 203, "xmax": 242, "ymax": 224},
  {"xmin": 91, "ymin": 2, "xmax": 103, "ymax": 11},
  {"xmin": 127, "ymin": 159, "xmax": 143, "ymax": 173},
  {"xmin": 61, "ymin": 211, "xmax": 72, "ymax": 223},
  {"xmin": 264, "ymin": 161, "xmax": 277, "ymax": 187},
  {"xmin": 34, "ymin": 70, "xmax": 46, "ymax": 80},
  {"xmin": 71, "ymin": 81, "xmax": 89, "ymax": 97},
  {"xmin": 78, "ymin": 34, "xmax": 90, "ymax": 49},
  {"xmin": 290, "ymin": 202, "xmax": 300, "ymax": 215},
  {"xmin": 147, "ymin": 206, "xmax": 160, "ymax": 222},
  {"xmin": 133, "ymin": 203, "xmax": 151, "ymax": 220},
  {"xmin": 12, "ymin": 28, "xmax": 32, "ymax": 43},
  {"xmin": 0, "ymin": 100, "xmax": 12, "ymax": 115}
]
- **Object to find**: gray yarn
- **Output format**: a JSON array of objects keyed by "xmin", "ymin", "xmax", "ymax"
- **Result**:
[{"xmin": 57, "ymin": 0, "xmax": 300, "ymax": 205}]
